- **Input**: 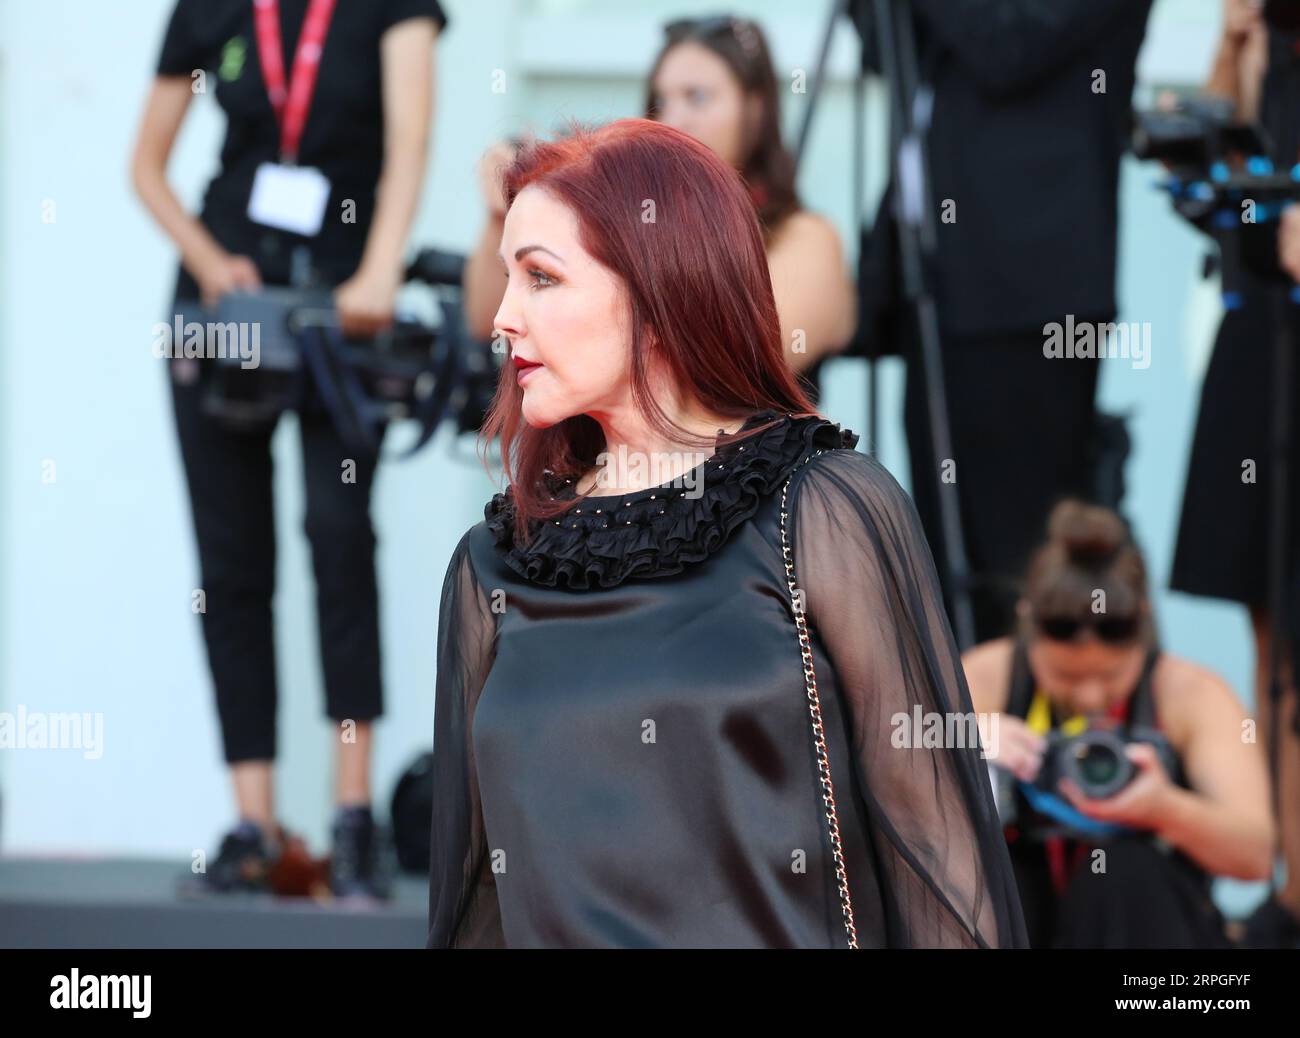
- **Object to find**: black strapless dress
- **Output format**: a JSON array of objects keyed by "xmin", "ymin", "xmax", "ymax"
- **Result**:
[{"xmin": 426, "ymin": 408, "xmax": 1028, "ymax": 948}]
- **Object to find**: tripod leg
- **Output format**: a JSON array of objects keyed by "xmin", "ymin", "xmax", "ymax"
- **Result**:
[{"xmin": 871, "ymin": 0, "xmax": 977, "ymax": 648}]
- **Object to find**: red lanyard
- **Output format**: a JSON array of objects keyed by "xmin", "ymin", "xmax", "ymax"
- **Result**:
[{"xmin": 253, "ymin": 0, "xmax": 337, "ymax": 164}]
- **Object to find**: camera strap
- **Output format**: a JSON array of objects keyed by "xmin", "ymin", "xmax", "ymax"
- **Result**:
[
  {"xmin": 1016, "ymin": 782, "xmax": 1127, "ymax": 841},
  {"xmin": 298, "ymin": 324, "xmax": 383, "ymax": 455},
  {"xmin": 398, "ymin": 320, "xmax": 463, "ymax": 458},
  {"xmin": 297, "ymin": 321, "xmax": 459, "ymax": 460}
]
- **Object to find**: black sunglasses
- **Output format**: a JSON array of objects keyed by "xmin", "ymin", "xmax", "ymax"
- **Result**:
[
  {"xmin": 1036, "ymin": 614, "xmax": 1141, "ymax": 644},
  {"xmin": 664, "ymin": 15, "xmax": 752, "ymax": 41}
]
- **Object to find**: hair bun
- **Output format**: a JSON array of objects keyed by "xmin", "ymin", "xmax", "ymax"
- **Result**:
[{"xmin": 1047, "ymin": 499, "xmax": 1128, "ymax": 566}]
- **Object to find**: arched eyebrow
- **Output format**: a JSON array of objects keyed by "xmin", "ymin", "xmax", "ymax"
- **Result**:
[{"xmin": 496, "ymin": 244, "xmax": 565, "ymax": 266}]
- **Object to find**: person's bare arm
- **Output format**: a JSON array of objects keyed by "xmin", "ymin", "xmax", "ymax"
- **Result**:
[
  {"xmin": 1281, "ymin": 203, "xmax": 1300, "ymax": 281},
  {"xmin": 767, "ymin": 211, "xmax": 857, "ymax": 374},
  {"xmin": 961, "ymin": 639, "xmax": 1010, "ymax": 716},
  {"xmin": 130, "ymin": 76, "xmax": 261, "ymax": 305},
  {"xmin": 962, "ymin": 638, "xmax": 1045, "ymax": 784},
  {"xmin": 1151, "ymin": 661, "xmax": 1274, "ymax": 880},
  {"xmin": 463, "ymin": 213, "xmax": 506, "ymax": 342},
  {"xmin": 1205, "ymin": 0, "xmax": 1268, "ymax": 121},
  {"xmin": 462, "ymin": 140, "xmax": 518, "ymax": 342},
  {"xmin": 1205, "ymin": 28, "xmax": 1244, "ymax": 101},
  {"xmin": 1239, "ymin": 24, "xmax": 1270, "ymax": 121},
  {"xmin": 335, "ymin": 17, "xmax": 438, "ymax": 337}
]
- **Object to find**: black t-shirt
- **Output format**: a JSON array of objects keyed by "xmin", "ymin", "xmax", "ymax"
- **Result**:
[{"xmin": 156, "ymin": 0, "xmax": 448, "ymax": 297}]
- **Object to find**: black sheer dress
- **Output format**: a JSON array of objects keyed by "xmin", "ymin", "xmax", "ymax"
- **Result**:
[{"xmin": 427, "ymin": 408, "xmax": 1029, "ymax": 948}]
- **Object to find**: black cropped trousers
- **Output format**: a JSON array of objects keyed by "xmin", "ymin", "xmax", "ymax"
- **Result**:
[{"xmin": 166, "ymin": 300, "xmax": 385, "ymax": 764}]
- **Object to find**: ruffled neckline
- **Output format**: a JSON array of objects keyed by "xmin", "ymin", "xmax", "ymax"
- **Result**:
[{"xmin": 483, "ymin": 408, "xmax": 860, "ymax": 590}]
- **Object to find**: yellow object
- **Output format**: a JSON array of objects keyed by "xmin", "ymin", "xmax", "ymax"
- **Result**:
[{"xmin": 1027, "ymin": 689, "xmax": 1088, "ymax": 737}]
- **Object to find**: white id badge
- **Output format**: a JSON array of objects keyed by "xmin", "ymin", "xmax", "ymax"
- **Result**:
[{"xmin": 247, "ymin": 162, "xmax": 331, "ymax": 236}]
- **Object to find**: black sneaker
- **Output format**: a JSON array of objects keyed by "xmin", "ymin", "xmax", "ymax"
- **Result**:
[
  {"xmin": 177, "ymin": 820, "xmax": 279, "ymax": 898},
  {"xmin": 1241, "ymin": 896, "xmax": 1300, "ymax": 949},
  {"xmin": 329, "ymin": 807, "xmax": 393, "ymax": 901}
]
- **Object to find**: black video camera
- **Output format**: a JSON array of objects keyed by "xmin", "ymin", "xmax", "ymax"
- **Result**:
[
  {"xmin": 192, "ymin": 248, "xmax": 502, "ymax": 458},
  {"xmin": 1133, "ymin": 92, "xmax": 1300, "ymax": 291},
  {"xmin": 1132, "ymin": 95, "xmax": 1267, "ymax": 179}
]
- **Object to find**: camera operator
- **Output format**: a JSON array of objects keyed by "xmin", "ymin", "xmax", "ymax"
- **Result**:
[
  {"xmin": 862, "ymin": 1, "xmax": 1154, "ymax": 644},
  {"xmin": 1171, "ymin": 0, "xmax": 1300, "ymax": 947},
  {"xmin": 460, "ymin": 15, "xmax": 857, "ymax": 407},
  {"xmin": 963, "ymin": 500, "xmax": 1273, "ymax": 948},
  {"xmin": 130, "ymin": 0, "xmax": 447, "ymax": 899}
]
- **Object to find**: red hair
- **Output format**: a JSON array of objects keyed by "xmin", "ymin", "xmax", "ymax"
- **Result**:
[{"xmin": 477, "ymin": 117, "xmax": 817, "ymax": 544}]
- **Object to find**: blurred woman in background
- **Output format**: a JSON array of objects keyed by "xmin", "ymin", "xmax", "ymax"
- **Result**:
[
  {"xmin": 964, "ymin": 500, "xmax": 1273, "ymax": 948},
  {"xmin": 462, "ymin": 14, "xmax": 856, "ymax": 407}
]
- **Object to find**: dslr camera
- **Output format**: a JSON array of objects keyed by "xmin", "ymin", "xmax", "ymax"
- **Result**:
[{"xmin": 1032, "ymin": 723, "xmax": 1179, "ymax": 802}]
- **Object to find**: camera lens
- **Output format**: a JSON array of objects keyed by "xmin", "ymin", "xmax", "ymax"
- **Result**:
[
  {"xmin": 1064, "ymin": 731, "xmax": 1133, "ymax": 799},
  {"xmin": 1076, "ymin": 743, "xmax": 1121, "ymax": 788}
]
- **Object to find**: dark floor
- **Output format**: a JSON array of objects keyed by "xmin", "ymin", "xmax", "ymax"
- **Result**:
[{"xmin": 0, "ymin": 856, "xmax": 427, "ymax": 948}]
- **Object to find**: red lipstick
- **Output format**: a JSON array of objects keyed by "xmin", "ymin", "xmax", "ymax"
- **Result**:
[{"xmin": 513, "ymin": 355, "xmax": 543, "ymax": 384}]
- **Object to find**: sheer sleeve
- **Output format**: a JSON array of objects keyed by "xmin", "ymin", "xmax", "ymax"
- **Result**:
[
  {"xmin": 790, "ymin": 448, "xmax": 1029, "ymax": 949},
  {"xmin": 426, "ymin": 528, "xmax": 503, "ymax": 948}
]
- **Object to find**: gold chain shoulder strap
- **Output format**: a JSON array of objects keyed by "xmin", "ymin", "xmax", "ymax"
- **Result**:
[{"xmin": 779, "ymin": 447, "xmax": 858, "ymax": 949}]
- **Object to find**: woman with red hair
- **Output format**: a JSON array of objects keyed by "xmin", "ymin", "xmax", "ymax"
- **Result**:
[{"xmin": 426, "ymin": 117, "xmax": 1027, "ymax": 949}]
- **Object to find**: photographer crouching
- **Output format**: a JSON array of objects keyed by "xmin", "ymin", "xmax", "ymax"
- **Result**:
[{"xmin": 963, "ymin": 500, "xmax": 1274, "ymax": 948}]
